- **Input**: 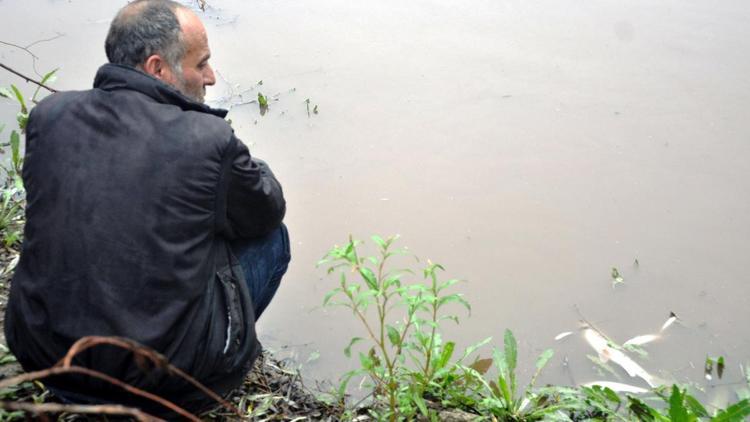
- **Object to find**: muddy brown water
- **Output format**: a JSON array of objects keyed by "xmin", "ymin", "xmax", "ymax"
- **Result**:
[{"xmin": 2, "ymin": 0, "xmax": 749, "ymax": 407}]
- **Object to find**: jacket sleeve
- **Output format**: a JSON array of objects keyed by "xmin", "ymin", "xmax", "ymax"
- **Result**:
[{"xmin": 219, "ymin": 135, "xmax": 286, "ymax": 239}]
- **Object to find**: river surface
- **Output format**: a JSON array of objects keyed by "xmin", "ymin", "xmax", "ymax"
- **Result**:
[{"xmin": 1, "ymin": 0, "xmax": 749, "ymax": 406}]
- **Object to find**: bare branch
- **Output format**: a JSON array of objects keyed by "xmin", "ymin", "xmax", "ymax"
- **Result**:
[
  {"xmin": 0, "ymin": 336, "xmax": 245, "ymax": 420},
  {"xmin": 0, "ymin": 33, "xmax": 65, "ymax": 76},
  {"xmin": 0, "ymin": 401, "xmax": 164, "ymax": 422},
  {"xmin": 59, "ymin": 336, "xmax": 242, "ymax": 417},
  {"xmin": 0, "ymin": 40, "xmax": 38, "ymax": 59},
  {"xmin": 23, "ymin": 33, "xmax": 65, "ymax": 50},
  {"xmin": 0, "ymin": 365, "xmax": 200, "ymax": 421},
  {"xmin": 0, "ymin": 62, "xmax": 58, "ymax": 93}
]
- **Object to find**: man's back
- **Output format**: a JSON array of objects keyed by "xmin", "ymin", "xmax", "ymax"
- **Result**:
[{"xmin": 4, "ymin": 64, "xmax": 285, "ymax": 412}]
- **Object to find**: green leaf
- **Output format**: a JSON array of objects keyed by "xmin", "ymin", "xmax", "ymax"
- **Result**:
[
  {"xmin": 353, "ymin": 289, "xmax": 376, "ymax": 308},
  {"xmin": 529, "ymin": 348, "xmax": 554, "ymax": 388},
  {"xmin": 668, "ymin": 385, "xmax": 689, "ymax": 422},
  {"xmin": 322, "ymin": 287, "xmax": 342, "ymax": 306},
  {"xmin": 344, "ymin": 337, "xmax": 363, "ymax": 358},
  {"xmin": 257, "ymin": 92, "xmax": 268, "ymax": 107},
  {"xmin": 535, "ymin": 348, "xmax": 554, "ymax": 371},
  {"xmin": 504, "ymin": 329, "xmax": 517, "ymax": 374},
  {"xmin": 0, "ymin": 87, "xmax": 13, "ymax": 99},
  {"xmin": 359, "ymin": 267, "xmax": 378, "ymax": 291},
  {"xmin": 16, "ymin": 112, "xmax": 28, "ymax": 131},
  {"xmin": 371, "ymin": 235, "xmax": 386, "ymax": 249},
  {"xmin": 629, "ymin": 396, "xmax": 660, "ymax": 420},
  {"xmin": 383, "ymin": 273, "xmax": 402, "ymax": 289},
  {"xmin": 712, "ymin": 399, "xmax": 750, "ymax": 422},
  {"xmin": 411, "ymin": 387, "xmax": 428, "ymax": 416},
  {"xmin": 10, "ymin": 85, "xmax": 27, "ymax": 114},
  {"xmin": 461, "ymin": 336, "xmax": 492, "ymax": 361},
  {"xmin": 496, "ymin": 371, "xmax": 513, "ymax": 404},
  {"xmin": 706, "ymin": 357, "xmax": 714, "ymax": 379},
  {"xmin": 717, "ymin": 356, "xmax": 725, "ymax": 379},
  {"xmin": 32, "ymin": 68, "xmax": 58, "ymax": 102},
  {"xmin": 39, "ymin": 68, "xmax": 58, "ymax": 86},
  {"xmin": 10, "ymin": 131, "xmax": 20, "ymax": 167},
  {"xmin": 386, "ymin": 325, "xmax": 400, "ymax": 347},
  {"xmin": 359, "ymin": 352, "xmax": 374, "ymax": 370},
  {"xmin": 0, "ymin": 354, "xmax": 17, "ymax": 365},
  {"xmin": 684, "ymin": 394, "xmax": 708, "ymax": 417},
  {"xmin": 437, "ymin": 278, "xmax": 459, "ymax": 292},
  {"xmin": 435, "ymin": 341, "xmax": 455, "ymax": 370},
  {"xmin": 337, "ymin": 368, "xmax": 364, "ymax": 397},
  {"xmin": 602, "ymin": 387, "xmax": 621, "ymax": 404}
]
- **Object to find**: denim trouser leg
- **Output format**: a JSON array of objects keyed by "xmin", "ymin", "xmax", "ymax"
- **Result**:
[{"xmin": 229, "ymin": 224, "xmax": 290, "ymax": 320}]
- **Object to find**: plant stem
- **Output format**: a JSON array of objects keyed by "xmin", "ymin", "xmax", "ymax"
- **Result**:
[{"xmin": 422, "ymin": 269, "xmax": 439, "ymax": 383}]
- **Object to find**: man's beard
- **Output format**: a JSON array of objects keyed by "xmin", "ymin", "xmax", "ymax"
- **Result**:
[{"xmin": 173, "ymin": 74, "xmax": 205, "ymax": 104}]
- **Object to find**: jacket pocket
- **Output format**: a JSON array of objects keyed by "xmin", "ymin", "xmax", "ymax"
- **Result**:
[{"xmin": 216, "ymin": 266, "xmax": 245, "ymax": 358}]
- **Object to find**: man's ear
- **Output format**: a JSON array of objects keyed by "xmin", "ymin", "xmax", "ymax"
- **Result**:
[{"xmin": 142, "ymin": 54, "xmax": 169, "ymax": 80}]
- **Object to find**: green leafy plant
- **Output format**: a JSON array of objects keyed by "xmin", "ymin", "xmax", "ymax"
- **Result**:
[
  {"xmin": 319, "ymin": 236, "xmax": 750, "ymax": 421},
  {"xmin": 0, "ymin": 69, "xmax": 56, "ymax": 249},
  {"xmin": 319, "ymin": 235, "xmax": 479, "ymax": 420},
  {"xmin": 569, "ymin": 384, "xmax": 750, "ymax": 421},
  {"xmin": 462, "ymin": 329, "xmax": 565, "ymax": 420}
]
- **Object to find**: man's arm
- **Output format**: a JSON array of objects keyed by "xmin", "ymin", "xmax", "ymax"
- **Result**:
[{"xmin": 221, "ymin": 136, "xmax": 286, "ymax": 239}]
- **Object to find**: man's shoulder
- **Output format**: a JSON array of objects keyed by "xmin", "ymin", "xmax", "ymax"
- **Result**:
[
  {"xmin": 180, "ymin": 109, "xmax": 235, "ymax": 149},
  {"xmin": 33, "ymin": 89, "xmax": 87, "ymax": 111}
]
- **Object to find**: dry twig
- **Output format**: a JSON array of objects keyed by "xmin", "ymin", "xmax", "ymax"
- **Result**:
[
  {"xmin": 0, "ymin": 401, "xmax": 163, "ymax": 421},
  {"xmin": 0, "ymin": 33, "xmax": 65, "ymax": 76},
  {"xmin": 60, "ymin": 336, "xmax": 241, "ymax": 417},
  {"xmin": 0, "ymin": 336, "xmax": 244, "ymax": 420},
  {"xmin": 0, "ymin": 62, "xmax": 58, "ymax": 93}
]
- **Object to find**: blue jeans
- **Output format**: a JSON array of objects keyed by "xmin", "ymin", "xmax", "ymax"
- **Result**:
[{"xmin": 229, "ymin": 223, "xmax": 290, "ymax": 319}]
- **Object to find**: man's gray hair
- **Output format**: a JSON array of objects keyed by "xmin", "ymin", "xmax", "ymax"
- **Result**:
[{"xmin": 105, "ymin": 0, "xmax": 186, "ymax": 71}]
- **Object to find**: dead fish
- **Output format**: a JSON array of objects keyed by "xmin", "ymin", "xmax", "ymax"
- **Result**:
[
  {"xmin": 623, "ymin": 334, "xmax": 659, "ymax": 347},
  {"xmin": 583, "ymin": 329, "xmax": 655, "ymax": 387},
  {"xmin": 661, "ymin": 312, "xmax": 678, "ymax": 331},
  {"xmin": 555, "ymin": 331, "xmax": 573, "ymax": 341},
  {"xmin": 583, "ymin": 381, "xmax": 649, "ymax": 394}
]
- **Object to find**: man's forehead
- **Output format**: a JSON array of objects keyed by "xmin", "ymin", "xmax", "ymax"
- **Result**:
[{"xmin": 176, "ymin": 8, "xmax": 208, "ymax": 44}]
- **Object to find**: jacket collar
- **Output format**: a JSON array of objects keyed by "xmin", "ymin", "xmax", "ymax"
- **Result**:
[{"xmin": 93, "ymin": 63, "xmax": 228, "ymax": 118}]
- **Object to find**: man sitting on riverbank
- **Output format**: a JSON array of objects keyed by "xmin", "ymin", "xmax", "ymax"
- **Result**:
[{"xmin": 4, "ymin": 0, "xmax": 289, "ymax": 415}]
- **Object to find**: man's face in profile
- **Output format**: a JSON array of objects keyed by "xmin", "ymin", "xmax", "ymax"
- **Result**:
[{"xmin": 167, "ymin": 9, "xmax": 216, "ymax": 103}]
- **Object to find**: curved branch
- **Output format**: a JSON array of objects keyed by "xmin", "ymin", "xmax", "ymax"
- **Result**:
[
  {"xmin": 0, "ymin": 401, "xmax": 163, "ymax": 422},
  {"xmin": 59, "ymin": 336, "xmax": 241, "ymax": 417},
  {"xmin": 0, "ymin": 365, "xmax": 199, "ymax": 421}
]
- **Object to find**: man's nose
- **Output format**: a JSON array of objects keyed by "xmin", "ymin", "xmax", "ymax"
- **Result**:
[{"xmin": 204, "ymin": 64, "xmax": 216, "ymax": 86}]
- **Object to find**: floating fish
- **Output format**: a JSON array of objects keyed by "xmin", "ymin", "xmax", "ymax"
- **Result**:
[
  {"xmin": 583, "ymin": 329, "xmax": 655, "ymax": 387},
  {"xmin": 555, "ymin": 331, "xmax": 573, "ymax": 341},
  {"xmin": 661, "ymin": 312, "xmax": 678, "ymax": 331},
  {"xmin": 583, "ymin": 381, "xmax": 649, "ymax": 394},
  {"xmin": 623, "ymin": 334, "xmax": 659, "ymax": 347}
]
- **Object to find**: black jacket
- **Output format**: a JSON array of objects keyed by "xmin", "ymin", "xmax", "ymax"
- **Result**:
[{"xmin": 4, "ymin": 64, "xmax": 285, "ymax": 414}]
